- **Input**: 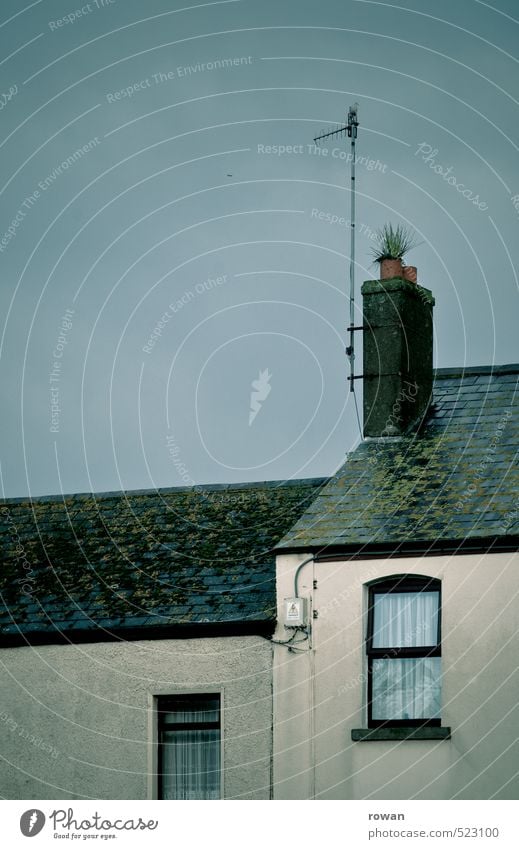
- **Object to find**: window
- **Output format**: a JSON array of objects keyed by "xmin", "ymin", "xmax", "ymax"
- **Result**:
[
  {"xmin": 157, "ymin": 694, "xmax": 221, "ymax": 799},
  {"xmin": 367, "ymin": 577, "xmax": 441, "ymax": 727}
]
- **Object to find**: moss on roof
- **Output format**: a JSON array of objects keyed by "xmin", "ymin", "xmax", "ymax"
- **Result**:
[
  {"xmin": 0, "ymin": 478, "xmax": 325, "ymax": 642},
  {"xmin": 278, "ymin": 366, "xmax": 518, "ymax": 551}
]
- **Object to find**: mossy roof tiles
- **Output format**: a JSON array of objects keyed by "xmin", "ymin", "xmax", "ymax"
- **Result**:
[
  {"xmin": 0, "ymin": 478, "xmax": 325, "ymax": 643},
  {"xmin": 278, "ymin": 366, "xmax": 518, "ymax": 551}
]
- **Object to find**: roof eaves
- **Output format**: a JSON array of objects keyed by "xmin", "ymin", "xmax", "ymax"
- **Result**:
[
  {"xmin": 0, "ymin": 617, "xmax": 276, "ymax": 647},
  {"xmin": 275, "ymin": 535, "xmax": 519, "ymax": 558}
]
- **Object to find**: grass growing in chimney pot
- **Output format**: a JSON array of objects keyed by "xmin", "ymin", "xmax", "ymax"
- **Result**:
[{"xmin": 371, "ymin": 223, "xmax": 419, "ymax": 263}]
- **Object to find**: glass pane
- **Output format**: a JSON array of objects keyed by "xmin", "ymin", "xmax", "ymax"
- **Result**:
[
  {"xmin": 373, "ymin": 591, "xmax": 439, "ymax": 648},
  {"xmin": 162, "ymin": 697, "xmax": 220, "ymax": 724},
  {"xmin": 371, "ymin": 657, "xmax": 441, "ymax": 720},
  {"xmin": 161, "ymin": 728, "xmax": 220, "ymax": 800}
]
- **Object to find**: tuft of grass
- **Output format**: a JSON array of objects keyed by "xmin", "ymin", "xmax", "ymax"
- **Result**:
[{"xmin": 371, "ymin": 223, "xmax": 419, "ymax": 262}]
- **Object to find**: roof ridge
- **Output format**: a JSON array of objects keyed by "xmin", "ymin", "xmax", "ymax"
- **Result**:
[
  {"xmin": 434, "ymin": 363, "xmax": 519, "ymax": 378},
  {"xmin": 0, "ymin": 476, "xmax": 328, "ymax": 505}
]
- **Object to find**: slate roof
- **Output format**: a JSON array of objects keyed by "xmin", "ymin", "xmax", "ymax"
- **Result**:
[
  {"xmin": 2, "ymin": 365, "xmax": 517, "ymax": 645},
  {"xmin": 278, "ymin": 365, "xmax": 519, "ymax": 553},
  {"xmin": 0, "ymin": 478, "xmax": 325, "ymax": 645}
]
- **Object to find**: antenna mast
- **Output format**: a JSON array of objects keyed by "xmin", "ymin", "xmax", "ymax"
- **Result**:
[{"xmin": 314, "ymin": 103, "xmax": 359, "ymax": 392}]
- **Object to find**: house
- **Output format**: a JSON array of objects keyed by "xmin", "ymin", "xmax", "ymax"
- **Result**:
[
  {"xmin": 272, "ymin": 277, "xmax": 519, "ymax": 799},
  {"xmin": 0, "ymin": 478, "xmax": 324, "ymax": 799},
  {"xmin": 1, "ymin": 275, "xmax": 517, "ymax": 802}
]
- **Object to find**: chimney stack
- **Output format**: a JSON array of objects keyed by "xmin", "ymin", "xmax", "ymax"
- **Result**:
[{"xmin": 362, "ymin": 278, "xmax": 435, "ymax": 438}]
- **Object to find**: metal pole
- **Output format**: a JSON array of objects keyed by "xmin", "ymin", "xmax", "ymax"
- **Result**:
[
  {"xmin": 313, "ymin": 103, "xmax": 359, "ymax": 394},
  {"xmin": 348, "ymin": 103, "xmax": 358, "ymax": 392}
]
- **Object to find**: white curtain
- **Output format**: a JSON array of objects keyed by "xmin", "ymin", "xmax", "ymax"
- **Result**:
[
  {"xmin": 161, "ymin": 705, "xmax": 220, "ymax": 800},
  {"xmin": 371, "ymin": 591, "xmax": 441, "ymax": 720},
  {"xmin": 371, "ymin": 657, "xmax": 441, "ymax": 720},
  {"xmin": 373, "ymin": 591, "xmax": 439, "ymax": 648}
]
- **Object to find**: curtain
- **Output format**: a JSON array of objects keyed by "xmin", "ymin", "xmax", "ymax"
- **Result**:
[
  {"xmin": 161, "ymin": 701, "xmax": 220, "ymax": 800},
  {"xmin": 371, "ymin": 657, "xmax": 441, "ymax": 720},
  {"xmin": 373, "ymin": 591, "xmax": 439, "ymax": 647},
  {"xmin": 371, "ymin": 591, "xmax": 441, "ymax": 720}
]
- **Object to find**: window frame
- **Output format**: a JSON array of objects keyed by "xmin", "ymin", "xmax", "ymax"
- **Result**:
[
  {"xmin": 156, "ymin": 692, "xmax": 222, "ymax": 800},
  {"xmin": 366, "ymin": 576, "xmax": 442, "ymax": 728}
]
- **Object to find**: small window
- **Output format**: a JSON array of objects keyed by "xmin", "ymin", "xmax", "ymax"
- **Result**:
[
  {"xmin": 158, "ymin": 694, "xmax": 221, "ymax": 799},
  {"xmin": 367, "ymin": 577, "xmax": 441, "ymax": 727}
]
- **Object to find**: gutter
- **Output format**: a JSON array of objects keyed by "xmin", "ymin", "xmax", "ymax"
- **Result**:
[{"xmin": 0, "ymin": 618, "xmax": 276, "ymax": 648}]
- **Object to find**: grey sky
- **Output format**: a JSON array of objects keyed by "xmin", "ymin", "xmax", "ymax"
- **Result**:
[{"xmin": 0, "ymin": 0, "xmax": 517, "ymax": 497}]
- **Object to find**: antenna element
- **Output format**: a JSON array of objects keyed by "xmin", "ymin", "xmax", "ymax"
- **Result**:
[{"xmin": 313, "ymin": 103, "xmax": 360, "ymax": 393}]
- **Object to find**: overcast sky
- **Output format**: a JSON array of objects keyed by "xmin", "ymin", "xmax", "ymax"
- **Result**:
[{"xmin": 0, "ymin": 0, "xmax": 517, "ymax": 497}]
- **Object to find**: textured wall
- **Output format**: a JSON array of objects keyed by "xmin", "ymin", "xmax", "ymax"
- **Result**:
[
  {"xmin": 274, "ymin": 551, "xmax": 519, "ymax": 800},
  {"xmin": 0, "ymin": 635, "xmax": 272, "ymax": 800}
]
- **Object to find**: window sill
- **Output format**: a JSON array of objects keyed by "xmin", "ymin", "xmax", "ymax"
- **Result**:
[{"xmin": 351, "ymin": 726, "xmax": 451, "ymax": 742}]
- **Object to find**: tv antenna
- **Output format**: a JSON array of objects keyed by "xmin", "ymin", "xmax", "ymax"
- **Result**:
[{"xmin": 314, "ymin": 103, "xmax": 360, "ymax": 394}]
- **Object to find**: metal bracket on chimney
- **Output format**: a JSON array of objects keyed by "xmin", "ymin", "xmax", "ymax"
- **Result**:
[
  {"xmin": 346, "ymin": 324, "xmax": 368, "ymax": 359},
  {"xmin": 347, "ymin": 371, "xmax": 401, "ymax": 382}
]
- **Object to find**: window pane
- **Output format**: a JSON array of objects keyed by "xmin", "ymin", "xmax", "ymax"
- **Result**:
[
  {"xmin": 163, "ymin": 707, "xmax": 219, "ymax": 725},
  {"xmin": 161, "ymin": 728, "xmax": 220, "ymax": 800},
  {"xmin": 160, "ymin": 696, "xmax": 220, "ymax": 724},
  {"xmin": 371, "ymin": 657, "xmax": 441, "ymax": 720},
  {"xmin": 373, "ymin": 591, "xmax": 439, "ymax": 648}
]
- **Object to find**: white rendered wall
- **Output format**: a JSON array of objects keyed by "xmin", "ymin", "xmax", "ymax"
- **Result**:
[{"xmin": 0, "ymin": 634, "xmax": 272, "ymax": 800}]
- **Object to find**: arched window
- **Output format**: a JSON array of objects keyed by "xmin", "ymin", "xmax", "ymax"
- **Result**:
[{"xmin": 367, "ymin": 576, "xmax": 441, "ymax": 727}]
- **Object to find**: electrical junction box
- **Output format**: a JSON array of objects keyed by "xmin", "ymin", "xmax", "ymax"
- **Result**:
[{"xmin": 283, "ymin": 597, "xmax": 308, "ymax": 627}]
